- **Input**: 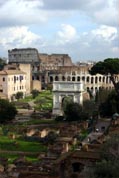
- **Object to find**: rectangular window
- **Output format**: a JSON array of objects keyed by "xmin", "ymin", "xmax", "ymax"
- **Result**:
[{"xmin": 3, "ymin": 77, "xmax": 5, "ymax": 81}]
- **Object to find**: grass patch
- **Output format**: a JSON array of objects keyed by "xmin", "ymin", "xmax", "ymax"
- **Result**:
[
  {"xmin": 0, "ymin": 136, "xmax": 46, "ymax": 152},
  {"xmin": 0, "ymin": 153, "xmax": 39, "ymax": 164},
  {"xmin": 19, "ymin": 95, "xmax": 33, "ymax": 102},
  {"xmin": 34, "ymin": 90, "xmax": 53, "ymax": 111},
  {"xmin": 16, "ymin": 90, "xmax": 53, "ymax": 111}
]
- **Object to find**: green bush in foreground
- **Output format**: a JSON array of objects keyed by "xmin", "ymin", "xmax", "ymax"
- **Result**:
[{"xmin": 0, "ymin": 99, "xmax": 17, "ymax": 123}]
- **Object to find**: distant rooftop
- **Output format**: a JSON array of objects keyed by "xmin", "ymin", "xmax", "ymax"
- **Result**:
[{"xmin": 8, "ymin": 48, "xmax": 38, "ymax": 52}]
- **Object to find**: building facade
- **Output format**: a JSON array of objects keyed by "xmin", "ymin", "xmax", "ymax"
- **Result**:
[
  {"xmin": 0, "ymin": 69, "xmax": 26, "ymax": 100},
  {"xmin": 8, "ymin": 48, "xmax": 42, "ymax": 93},
  {"xmin": 48, "ymin": 65, "xmax": 116, "ymax": 95},
  {"xmin": 8, "ymin": 48, "xmax": 118, "ymax": 94},
  {"xmin": 8, "ymin": 48, "xmax": 40, "ymax": 64}
]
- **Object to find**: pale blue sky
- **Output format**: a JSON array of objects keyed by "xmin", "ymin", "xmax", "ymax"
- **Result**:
[{"xmin": 0, "ymin": 0, "xmax": 118, "ymax": 62}]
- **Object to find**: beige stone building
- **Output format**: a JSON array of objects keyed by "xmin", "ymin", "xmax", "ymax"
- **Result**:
[
  {"xmin": 8, "ymin": 48, "xmax": 73, "ymax": 89},
  {"xmin": 48, "ymin": 65, "xmax": 117, "ymax": 95},
  {"xmin": 0, "ymin": 69, "xmax": 26, "ymax": 100},
  {"xmin": 39, "ymin": 53, "xmax": 73, "ymax": 71},
  {"xmin": 8, "ymin": 48, "xmax": 118, "ymax": 94},
  {"xmin": 8, "ymin": 48, "xmax": 42, "ymax": 92}
]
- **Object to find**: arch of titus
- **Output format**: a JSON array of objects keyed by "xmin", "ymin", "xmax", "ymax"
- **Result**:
[{"xmin": 52, "ymin": 81, "xmax": 84, "ymax": 115}]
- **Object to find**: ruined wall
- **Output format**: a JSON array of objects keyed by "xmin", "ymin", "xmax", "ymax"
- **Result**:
[{"xmin": 8, "ymin": 48, "xmax": 40, "ymax": 63}]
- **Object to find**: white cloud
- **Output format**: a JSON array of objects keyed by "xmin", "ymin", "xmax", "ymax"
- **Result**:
[
  {"xmin": 56, "ymin": 24, "xmax": 77, "ymax": 44},
  {"xmin": 42, "ymin": 0, "xmax": 118, "ymax": 26},
  {"xmin": 0, "ymin": 0, "xmax": 47, "ymax": 27},
  {"xmin": 48, "ymin": 25, "xmax": 118, "ymax": 61},
  {"xmin": 0, "ymin": 26, "xmax": 41, "ymax": 50},
  {"xmin": 0, "ymin": 0, "xmax": 118, "ymax": 28},
  {"xmin": 0, "ymin": 0, "xmax": 118, "ymax": 61},
  {"xmin": 92, "ymin": 25, "xmax": 117, "ymax": 41}
]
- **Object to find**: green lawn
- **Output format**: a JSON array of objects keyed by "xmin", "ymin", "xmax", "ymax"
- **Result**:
[
  {"xmin": 17, "ymin": 90, "xmax": 53, "ymax": 111},
  {"xmin": 0, "ymin": 136, "xmax": 46, "ymax": 152},
  {"xmin": 0, "ymin": 153, "xmax": 39, "ymax": 164},
  {"xmin": 34, "ymin": 90, "xmax": 53, "ymax": 111}
]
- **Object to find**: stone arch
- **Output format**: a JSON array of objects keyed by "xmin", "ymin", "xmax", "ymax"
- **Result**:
[
  {"xmin": 53, "ymin": 82, "xmax": 84, "ymax": 115},
  {"xmin": 72, "ymin": 76, "xmax": 75, "ymax": 81},
  {"xmin": 55, "ymin": 76, "xmax": 59, "ymax": 81},
  {"xmin": 50, "ymin": 76, "xmax": 53, "ymax": 82},
  {"xmin": 77, "ymin": 76, "xmax": 80, "ymax": 81},
  {"xmin": 62, "ymin": 76, "xmax": 65, "ymax": 81},
  {"xmin": 95, "ymin": 76, "xmax": 98, "ymax": 84},
  {"xmin": 103, "ymin": 76, "xmax": 105, "ymax": 83},
  {"xmin": 82, "ymin": 76, "xmax": 85, "ymax": 81},
  {"xmin": 91, "ymin": 77, "xmax": 94, "ymax": 84},
  {"xmin": 87, "ymin": 76, "xmax": 90, "ymax": 83},
  {"xmin": 99, "ymin": 76, "xmax": 102, "ymax": 82}
]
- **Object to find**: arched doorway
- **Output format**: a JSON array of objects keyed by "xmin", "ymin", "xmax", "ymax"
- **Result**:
[{"xmin": 61, "ymin": 96, "xmax": 73, "ymax": 114}]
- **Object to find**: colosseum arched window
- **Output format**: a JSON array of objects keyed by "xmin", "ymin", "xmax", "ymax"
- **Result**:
[
  {"xmin": 91, "ymin": 77, "xmax": 94, "ymax": 84},
  {"xmin": 55, "ymin": 76, "xmax": 59, "ymax": 81},
  {"xmin": 72, "ymin": 76, "xmax": 75, "ymax": 81},
  {"xmin": 87, "ymin": 76, "xmax": 89, "ymax": 82},
  {"xmin": 95, "ymin": 77, "xmax": 98, "ymax": 83},
  {"xmin": 50, "ymin": 76, "xmax": 53, "ymax": 82},
  {"xmin": 62, "ymin": 76, "xmax": 65, "ymax": 81},
  {"xmin": 77, "ymin": 76, "xmax": 80, "ymax": 81},
  {"xmin": 103, "ymin": 76, "xmax": 105, "ymax": 83},
  {"xmin": 99, "ymin": 76, "xmax": 102, "ymax": 82}
]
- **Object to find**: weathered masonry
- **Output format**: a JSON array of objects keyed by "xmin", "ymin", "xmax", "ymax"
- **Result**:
[{"xmin": 52, "ymin": 81, "xmax": 84, "ymax": 115}]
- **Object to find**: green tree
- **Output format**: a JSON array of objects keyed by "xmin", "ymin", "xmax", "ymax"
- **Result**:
[
  {"xmin": 83, "ymin": 100, "xmax": 97, "ymax": 118},
  {"xmin": 31, "ymin": 89, "xmax": 40, "ymax": 99},
  {"xmin": 90, "ymin": 58, "xmax": 119, "ymax": 96},
  {"xmin": 0, "ymin": 58, "xmax": 6, "ymax": 70},
  {"xmin": 95, "ymin": 88, "xmax": 111, "ymax": 105},
  {"xmin": 99, "ymin": 90, "xmax": 119, "ymax": 117},
  {"xmin": 87, "ymin": 134, "xmax": 119, "ymax": 178},
  {"xmin": 15, "ymin": 92, "xmax": 23, "ymax": 100},
  {"xmin": 63, "ymin": 102, "xmax": 88, "ymax": 121},
  {"xmin": 0, "ymin": 99, "xmax": 17, "ymax": 123},
  {"xmin": 95, "ymin": 134, "xmax": 119, "ymax": 178},
  {"xmin": 62, "ymin": 96, "xmax": 73, "ymax": 113}
]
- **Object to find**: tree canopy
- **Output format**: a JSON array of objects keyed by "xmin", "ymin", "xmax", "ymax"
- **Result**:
[
  {"xmin": 87, "ymin": 134, "xmax": 119, "ymax": 178},
  {"xmin": 0, "ymin": 99, "xmax": 17, "ymax": 123},
  {"xmin": 90, "ymin": 58, "xmax": 119, "ymax": 95},
  {"xmin": 15, "ymin": 92, "xmax": 23, "ymax": 100},
  {"xmin": 31, "ymin": 89, "xmax": 40, "ymax": 99},
  {"xmin": 0, "ymin": 58, "xmax": 6, "ymax": 70},
  {"xmin": 63, "ymin": 102, "xmax": 89, "ymax": 122},
  {"xmin": 99, "ymin": 90, "xmax": 119, "ymax": 117}
]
